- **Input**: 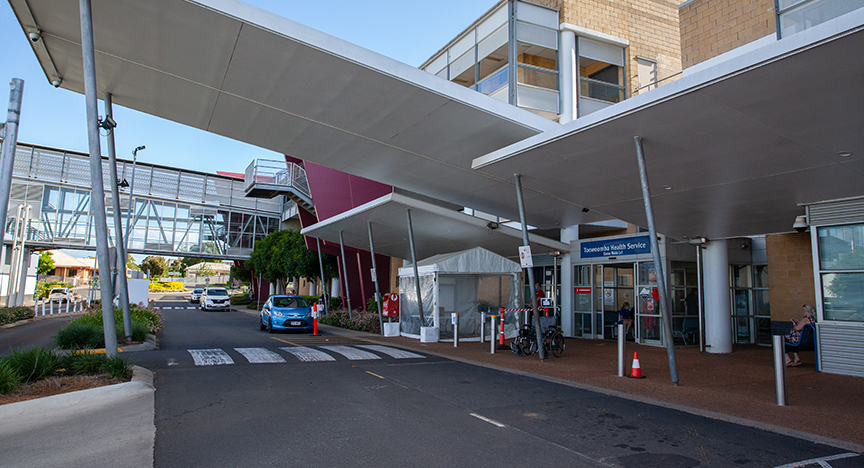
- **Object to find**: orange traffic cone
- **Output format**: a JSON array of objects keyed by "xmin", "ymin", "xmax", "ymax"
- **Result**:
[{"xmin": 628, "ymin": 351, "xmax": 645, "ymax": 379}]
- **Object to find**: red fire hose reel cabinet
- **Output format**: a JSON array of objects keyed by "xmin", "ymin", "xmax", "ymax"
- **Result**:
[{"xmin": 382, "ymin": 293, "xmax": 400, "ymax": 318}]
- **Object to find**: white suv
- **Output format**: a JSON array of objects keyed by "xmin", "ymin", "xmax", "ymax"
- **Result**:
[{"xmin": 200, "ymin": 287, "xmax": 230, "ymax": 311}]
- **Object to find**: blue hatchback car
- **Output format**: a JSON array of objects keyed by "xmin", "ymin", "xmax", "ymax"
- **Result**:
[{"xmin": 260, "ymin": 295, "xmax": 313, "ymax": 333}]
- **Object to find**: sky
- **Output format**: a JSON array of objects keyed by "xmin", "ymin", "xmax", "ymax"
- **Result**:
[{"xmin": 0, "ymin": 0, "xmax": 499, "ymax": 174}]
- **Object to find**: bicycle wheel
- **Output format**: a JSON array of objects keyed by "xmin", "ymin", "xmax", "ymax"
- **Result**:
[
  {"xmin": 511, "ymin": 337, "xmax": 525, "ymax": 356},
  {"xmin": 550, "ymin": 333, "xmax": 565, "ymax": 357}
]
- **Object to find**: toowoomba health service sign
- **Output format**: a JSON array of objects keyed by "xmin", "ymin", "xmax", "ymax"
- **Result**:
[{"xmin": 580, "ymin": 235, "xmax": 651, "ymax": 258}]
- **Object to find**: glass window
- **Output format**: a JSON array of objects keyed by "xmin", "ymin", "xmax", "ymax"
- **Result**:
[
  {"xmin": 818, "ymin": 224, "xmax": 864, "ymax": 270},
  {"xmin": 754, "ymin": 265, "xmax": 769, "ymax": 288},
  {"xmin": 732, "ymin": 265, "xmax": 752, "ymax": 288},
  {"xmin": 821, "ymin": 273, "xmax": 864, "ymax": 322}
]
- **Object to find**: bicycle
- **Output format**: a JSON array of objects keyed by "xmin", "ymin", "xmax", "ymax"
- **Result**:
[{"xmin": 512, "ymin": 323, "xmax": 565, "ymax": 358}]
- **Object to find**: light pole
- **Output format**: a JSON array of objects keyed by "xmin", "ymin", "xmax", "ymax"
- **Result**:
[{"xmin": 124, "ymin": 145, "xmax": 144, "ymax": 252}]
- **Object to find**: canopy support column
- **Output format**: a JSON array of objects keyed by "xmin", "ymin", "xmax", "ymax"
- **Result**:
[
  {"xmin": 316, "ymin": 237, "xmax": 328, "ymax": 315},
  {"xmin": 514, "ymin": 174, "xmax": 546, "ymax": 359},
  {"xmin": 104, "ymin": 93, "xmax": 132, "ymax": 341},
  {"xmin": 0, "ymin": 79, "xmax": 24, "ymax": 261},
  {"xmin": 80, "ymin": 0, "xmax": 117, "ymax": 357},
  {"xmin": 367, "ymin": 221, "xmax": 385, "ymax": 332},
  {"xmin": 406, "ymin": 209, "xmax": 425, "ymax": 325},
  {"xmin": 634, "ymin": 136, "xmax": 679, "ymax": 385},
  {"xmin": 338, "ymin": 230, "xmax": 352, "ymax": 319}
]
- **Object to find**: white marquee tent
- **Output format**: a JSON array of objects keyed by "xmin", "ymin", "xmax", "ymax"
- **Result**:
[{"xmin": 398, "ymin": 247, "xmax": 522, "ymax": 341}]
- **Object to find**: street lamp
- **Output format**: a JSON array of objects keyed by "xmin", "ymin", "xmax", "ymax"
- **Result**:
[{"xmin": 124, "ymin": 146, "xmax": 145, "ymax": 252}]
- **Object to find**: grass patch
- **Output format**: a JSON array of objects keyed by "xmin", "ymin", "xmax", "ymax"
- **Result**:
[
  {"xmin": 4, "ymin": 347, "xmax": 61, "ymax": 384},
  {"xmin": 0, "ymin": 347, "xmax": 134, "ymax": 396},
  {"xmin": 54, "ymin": 304, "xmax": 164, "ymax": 349},
  {"xmin": 0, "ymin": 306, "xmax": 35, "ymax": 326}
]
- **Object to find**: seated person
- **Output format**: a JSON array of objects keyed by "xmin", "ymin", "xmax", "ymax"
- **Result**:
[
  {"xmin": 618, "ymin": 302, "xmax": 633, "ymax": 337},
  {"xmin": 785, "ymin": 304, "xmax": 817, "ymax": 367}
]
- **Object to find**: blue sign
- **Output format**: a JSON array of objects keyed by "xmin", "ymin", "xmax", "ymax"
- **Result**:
[{"xmin": 580, "ymin": 235, "xmax": 651, "ymax": 258}]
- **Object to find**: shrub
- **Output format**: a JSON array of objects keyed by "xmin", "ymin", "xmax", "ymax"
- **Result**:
[
  {"xmin": 149, "ymin": 281, "xmax": 184, "ymax": 291},
  {"xmin": 54, "ymin": 322, "xmax": 104, "ymax": 349},
  {"xmin": 318, "ymin": 308, "xmax": 381, "ymax": 334},
  {"xmin": 230, "ymin": 293, "xmax": 252, "ymax": 305},
  {"xmin": 0, "ymin": 306, "xmax": 35, "ymax": 326},
  {"xmin": 5, "ymin": 347, "xmax": 61, "ymax": 383},
  {"xmin": 61, "ymin": 353, "xmax": 132, "ymax": 379},
  {"xmin": 102, "ymin": 355, "xmax": 133, "ymax": 379},
  {"xmin": 0, "ymin": 359, "xmax": 21, "ymax": 394}
]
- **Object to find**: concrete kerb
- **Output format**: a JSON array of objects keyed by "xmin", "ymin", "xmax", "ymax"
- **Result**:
[{"xmin": 316, "ymin": 324, "xmax": 864, "ymax": 454}]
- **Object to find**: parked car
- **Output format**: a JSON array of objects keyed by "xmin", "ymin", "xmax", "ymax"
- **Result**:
[
  {"xmin": 200, "ymin": 287, "xmax": 230, "ymax": 311},
  {"xmin": 190, "ymin": 288, "xmax": 204, "ymax": 303},
  {"xmin": 260, "ymin": 295, "xmax": 312, "ymax": 333},
  {"xmin": 48, "ymin": 288, "xmax": 71, "ymax": 303}
]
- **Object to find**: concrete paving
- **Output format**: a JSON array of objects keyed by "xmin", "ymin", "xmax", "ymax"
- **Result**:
[{"xmin": 0, "ymin": 366, "xmax": 155, "ymax": 468}]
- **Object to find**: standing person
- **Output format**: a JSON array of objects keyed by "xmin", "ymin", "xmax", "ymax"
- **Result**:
[
  {"xmin": 618, "ymin": 302, "xmax": 633, "ymax": 337},
  {"xmin": 785, "ymin": 304, "xmax": 817, "ymax": 367}
]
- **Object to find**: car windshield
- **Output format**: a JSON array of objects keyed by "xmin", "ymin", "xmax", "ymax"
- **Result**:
[
  {"xmin": 193, "ymin": 289, "xmax": 203, "ymax": 293},
  {"xmin": 207, "ymin": 289, "xmax": 229, "ymax": 296},
  {"xmin": 272, "ymin": 297, "xmax": 308, "ymax": 308},
  {"xmin": 50, "ymin": 289, "xmax": 65, "ymax": 294}
]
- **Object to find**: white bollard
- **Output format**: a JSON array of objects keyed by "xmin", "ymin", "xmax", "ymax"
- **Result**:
[
  {"xmin": 50, "ymin": 299, "xmax": 54, "ymax": 315},
  {"xmin": 618, "ymin": 323, "xmax": 625, "ymax": 377},
  {"xmin": 480, "ymin": 312, "xmax": 485, "ymax": 343},
  {"xmin": 65, "ymin": 299, "xmax": 70, "ymax": 314},
  {"xmin": 773, "ymin": 335, "xmax": 787, "ymax": 406},
  {"xmin": 41, "ymin": 299, "xmax": 45, "ymax": 316},
  {"xmin": 490, "ymin": 315, "xmax": 497, "ymax": 354},
  {"xmin": 452, "ymin": 313, "xmax": 459, "ymax": 348}
]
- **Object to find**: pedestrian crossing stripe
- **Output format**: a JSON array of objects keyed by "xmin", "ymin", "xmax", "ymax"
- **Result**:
[
  {"xmin": 281, "ymin": 347, "xmax": 335, "ymax": 362},
  {"xmin": 235, "ymin": 347, "xmax": 286, "ymax": 363},
  {"xmin": 358, "ymin": 345, "xmax": 425, "ymax": 360},
  {"xmin": 320, "ymin": 345, "xmax": 381, "ymax": 361},
  {"xmin": 188, "ymin": 348, "xmax": 234, "ymax": 366}
]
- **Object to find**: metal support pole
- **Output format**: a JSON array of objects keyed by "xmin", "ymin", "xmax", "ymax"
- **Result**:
[
  {"xmin": 480, "ymin": 312, "xmax": 486, "ymax": 343},
  {"xmin": 618, "ymin": 323, "xmax": 625, "ymax": 377},
  {"xmin": 338, "ymin": 230, "xmax": 352, "ymax": 319},
  {"xmin": 315, "ymin": 237, "xmax": 328, "ymax": 315},
  {"xmin": 453, "ymin": 313, "xmax": 459, "ymax": 347},
  {"xmin": 80, "ymin": 0, "xmax": 118, "ymax": 357},
  {"xmin": 12, "ymin": 206, "xmax": 31, "ymax": 306},
  {"xmin": 5, "ymin": 205, "xmax": 22, "ymax": 306},
  {"xmin": 773, "ymin": 335, "xmax": 787, "ymax": 406},
  {"xmin": 490, "ymin": 315, "xmax": 497, "ymax": 354},
  {"xmin": 696, "ymin": 244, "xmax": 705, "ymax": 353},
  {"xmin": 634, "ymin": 136, "xmax": 679, "ymax": 385},
  {"xmin": 552, "ymin": 253, "xmax": 559, "ymax": 324},
  {"xmin": 406, "ymin": 209, "xmax": 425, "ymax": 324},
  {"xmin": 104, "ymin": 93, "xmax": 132, "ymax": 340},
  {"xmin": 0, "ymin": 79, "xmax": 24, "ymax": 256},
  {"xmin": 367, "ymin": 222, "xmax": 384, "ymax": 334},
  {"xmin": 514, "ymin": 174, "xmax": 546, "ymax": 359},
  {"xmin": 124, "ymin": 146, "xmax": 143, "ymax": 248}
]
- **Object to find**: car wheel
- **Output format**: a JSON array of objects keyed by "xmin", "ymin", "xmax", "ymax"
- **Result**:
[
  {"xmin": 260, "ymin": 315, "xmax": 266, "ymax": 330},
  {"xmin": 267, "ymin": 317, "xmax": 274, "ymax": 333}
]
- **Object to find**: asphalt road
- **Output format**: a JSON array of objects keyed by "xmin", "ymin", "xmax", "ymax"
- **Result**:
[{"xmin": 125, "ymin": 293, "xmax": 859, "ymax": 468}]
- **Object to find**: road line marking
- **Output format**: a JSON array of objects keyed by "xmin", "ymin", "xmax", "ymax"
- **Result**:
[
  {"xmin": 186, "ymin": 307, "xmax": 195, "ymax": 309},
  {"xmin": 469, "ymin": 413, "xmax": 506, "ymax": 428},
  {"xmin": 357, "ymin": 345, "xmax": 425, "ymax": 359},
  {"xmin": 167, "ymin": 358, "xmax": 178, "ymax": 366},
  {"xmin": 188, "ymin": 349, "xmax": 234, "ymax": 366},
  {"xmin": 773, "ymin": 453, "xmax": 859, "ymax": 468},
  {"xmin": 365, "ymin": 371, "xmax": 386, "ymax": 379},
  {"xmin": 280, "ymin": 347, "xmax": 336, "ymax": 362},
  {"xmin": 235, "ymin": 347, "xmax": 286, "ymax": 363},
  {"xmin": 319, "ymin": 345, "xmax": 381, "ymax": 361},
  {"xmin": 270, "ymin": 337, "xmax": 301, "ymax": 346}
]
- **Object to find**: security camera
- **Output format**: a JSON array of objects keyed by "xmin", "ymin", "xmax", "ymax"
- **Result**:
[
  {"xmin": 50, "ymin": 76, "xmax": 61, "ymax": 88},
  {"xmin": 793, "ymin": 215, "xmax": 808, "ymax": 233},
  {"xmin": 27, "ymin": 27, "xmax": 41, "ymax": 42},
  {"xmin": 98, "ymin": 115, "xmax": 117, "ymax": 130}
]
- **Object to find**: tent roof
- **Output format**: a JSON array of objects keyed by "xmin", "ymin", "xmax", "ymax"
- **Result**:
[{"xmin": 399, "ymin": 246, "xmax": 521, "ymax": 276}]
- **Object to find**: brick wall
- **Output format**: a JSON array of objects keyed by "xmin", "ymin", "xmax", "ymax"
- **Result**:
[
  {"xmin": 557, "ymin": 0, "xmax": 683, "ymax": 97},
  {"xmin": 679, "ymin": 0, "xmax": 776, "ymax": 69},
  {"xmin": 766, "ymin": 233, "xmax": 816, "ymax": 321}
]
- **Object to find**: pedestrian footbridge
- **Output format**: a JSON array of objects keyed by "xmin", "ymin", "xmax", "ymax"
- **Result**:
[{"xmin": 3, "ymin": 142, "xmax": 288, "ymax": 260}]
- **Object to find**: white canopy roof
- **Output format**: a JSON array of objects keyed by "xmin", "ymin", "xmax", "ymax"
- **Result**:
[{"xmin": 398, "ymin": 246, "xmax": 521, "ymax": 277}]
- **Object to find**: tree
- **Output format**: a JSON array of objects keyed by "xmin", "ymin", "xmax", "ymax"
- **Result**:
[
  {"xmin": 37, "ymin": 251, "xmax": 55, "ymax": 276},
  {"xmin": 196, "ymin": 263, "xmax": 215, "ymax": 277},
  {"xmin": 231, "ymin": 264, "xmax": 252, "ymax": 284},
  {"xmin": 127, "ymin": 254, "xmax": 140, "ymax": 271},
  {"xmin": 139, "ymin": 256, "xmax": 168, "ymax": 278},
  {"xmin": 180, "ymin": 257, "xmax": 206, "ymax": 271},
  {"xmin": 247, "ymin": 229, "xmax": 337, "ymax": 294}
]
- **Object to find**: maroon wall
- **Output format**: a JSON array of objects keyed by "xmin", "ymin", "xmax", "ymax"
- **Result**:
[{"xmin": 295, "ymin": 159, "xmax": 393, "ymax": 311}]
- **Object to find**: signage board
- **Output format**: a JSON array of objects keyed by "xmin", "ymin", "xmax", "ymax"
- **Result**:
[
  {"xmin": 540, "ymin": 297, "xmax": 552, "ymax": 307},
  {"xmin": 580, "ymin": 235, "xmax": 651, "ymax": 259},
  {"xmin": 518, "ymin": 246, "xmax": 533, "ymax": 268},
  {"xmin": 574, "ymin": 287, "xmax": 591, "ymax": 294}
]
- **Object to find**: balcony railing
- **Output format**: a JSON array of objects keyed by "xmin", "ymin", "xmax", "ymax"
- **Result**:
[{"xmin": 244, "ymin": 159, "xmax": 312, "ymax": 200}]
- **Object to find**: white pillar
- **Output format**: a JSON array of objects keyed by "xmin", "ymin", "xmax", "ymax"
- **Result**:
[
  {"xmin": 559, "ymin": 225, "xmax": 579, "ymax": 337},
  {"xmin": 331, "ymin": 277, "xmax": 340, "ymax": 298},
  {"xmin": 704, "ymin": 239, "xmax": 732, "ymax": 353},
  {"xmin": 559, "ymin": 30, "xmax": 577, "ymax": 124}
]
